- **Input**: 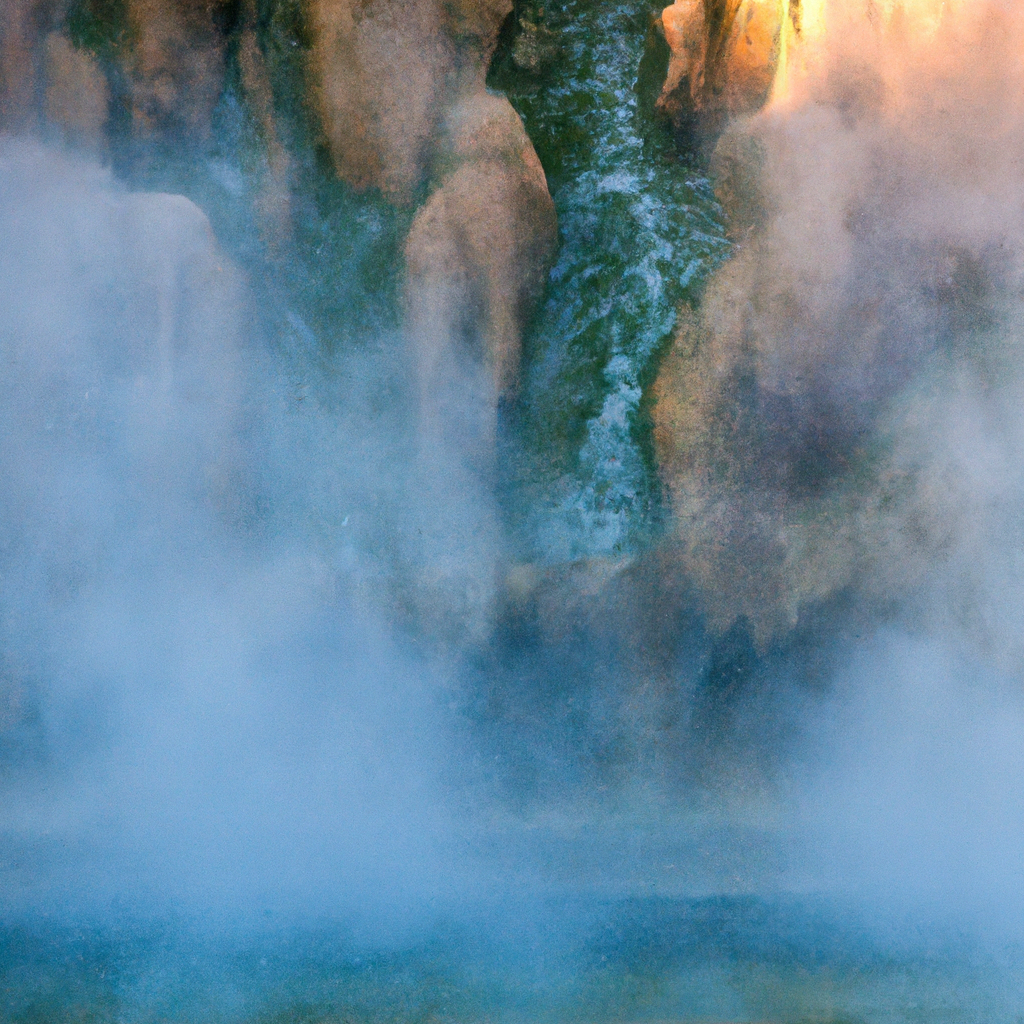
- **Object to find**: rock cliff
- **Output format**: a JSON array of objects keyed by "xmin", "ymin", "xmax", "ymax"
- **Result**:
[
  {"xmin": 652, "ymin": 2, "xmax": 1024, "ymax": 657},
  {"xmin": 309, "ymin": 0, "xmax": 557, "ymax": 470},
  {"xmin": 308, "ymin": 0, "xmax": 512, "ymax": 201}
]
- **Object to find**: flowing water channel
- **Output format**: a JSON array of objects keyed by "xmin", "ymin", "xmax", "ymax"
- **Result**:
[{"xmin": 489, "ymin": 0, "xmax": 730, "ymax": 560}]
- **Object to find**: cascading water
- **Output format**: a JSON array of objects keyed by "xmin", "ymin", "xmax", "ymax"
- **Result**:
[{"xmin": 490, "ymin": 0, "xmax": 730, "ymax": 559}]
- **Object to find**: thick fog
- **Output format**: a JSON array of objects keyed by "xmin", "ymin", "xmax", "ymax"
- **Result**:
[{"xmin": 0, "ymin": 138, "xmax": 482, "ymax": 932}]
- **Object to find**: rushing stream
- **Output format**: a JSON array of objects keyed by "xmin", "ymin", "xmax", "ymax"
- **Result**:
[{"xmin": 491, "ymin": 0, "xmax": 730, "ymax": 559}]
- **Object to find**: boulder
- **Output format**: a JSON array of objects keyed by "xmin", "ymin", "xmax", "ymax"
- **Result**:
[
  {"xmin": 307, "ymin": 0, "xmax": 512, "ymax": 201},
  {"xmin": 124, "ymin": 0, "xmax": 234, "ymax": 141},
  {"xmin": 404, "ymin": 92, "xmax": 557, "ymax": 468},
  {"xmin": 401, "ymin": 92, "xmax": 557, "ymax": 647}
]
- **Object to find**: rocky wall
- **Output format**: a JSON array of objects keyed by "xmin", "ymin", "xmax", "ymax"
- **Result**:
[{"xmin": 651, "ymin": 2, "xmax": 1024, "ymax": 659}]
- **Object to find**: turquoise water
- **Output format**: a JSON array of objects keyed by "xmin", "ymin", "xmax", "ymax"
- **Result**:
[{"xmin": 4, "ymin": 897, "xmax": 1023, "ymax": 1023}]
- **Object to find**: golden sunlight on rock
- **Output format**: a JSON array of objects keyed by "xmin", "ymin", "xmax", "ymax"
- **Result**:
[
  {"xmin": 655, "ymin": 0, "xmax": 976, "ymax": 136},
  {"xmin": 652, "ymin": 1, "xmax": 1024, "ymax": 653},
  {"xmin": 656, "ymin": 0, "xmax": 784, "ymax": 136}
]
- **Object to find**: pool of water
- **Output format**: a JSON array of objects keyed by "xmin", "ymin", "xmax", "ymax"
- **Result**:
[{"xmin": 4, "ymin": 893, "xmax": 1023, "ymax": 1024}]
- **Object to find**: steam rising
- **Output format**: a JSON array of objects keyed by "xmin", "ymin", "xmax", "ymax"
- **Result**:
[
  {"xmin": 656, "ymin": 0, "xmax": 1024, "ymax": 652},
  {"xmin": 795, "ymin": 632, "xmax": 1024, "ymax": 927},
  {"xmin": 651, "ymin": 0, "xmax": 1024, "ymax": 930},
  {"xmin": 0, "ymin": 138, "xmax": 466, "ymax": 930}
]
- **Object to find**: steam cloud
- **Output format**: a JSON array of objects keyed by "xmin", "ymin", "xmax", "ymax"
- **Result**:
[
  {"xmin": 656, "ymin": 0, "xmax": 1024, "ymax": 653},
  {"xmin": 651, "ymin": 0, "xmax": 1024, "ymax": 924},
  {"xmin": 0, "ymin": 138, "xmax": 478, "ymax": 932}
]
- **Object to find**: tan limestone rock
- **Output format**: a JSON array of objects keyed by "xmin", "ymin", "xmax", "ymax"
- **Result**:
[
  {"xmin": 307, "ymin": 0, "xmax": 512, "ymax": 201},
  {"xmin": 404, "ymin": 92, "xmax": 557, "ymax": 466},
  {"xmin": 124, "ymin": 0, "xmax": 232, "ymax": 141},
  {"xmin": 401, "ymin": 92, "xmax": 556, "ymax": 647},
  {"xmin": 43, "ymin": 32, "xmax": 109, "ymax": 150}
]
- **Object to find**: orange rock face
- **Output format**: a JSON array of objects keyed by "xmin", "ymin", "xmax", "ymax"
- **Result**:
[
  {"xmin": 401, "ymin": 88, "xmax": 557, "ymax": 644},
  {"xmin": 656, "ymin": 0, "xmax": 785, "ymax": 137},
  {"xmin": 652, "ymin": 2, "xmax": 1024, "ymax": 654}
]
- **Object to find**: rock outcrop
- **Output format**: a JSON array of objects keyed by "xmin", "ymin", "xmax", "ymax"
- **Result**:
[
  {"xmin": 400, "ymin": 91, "xmax": 557, "ymax": 647},
  {"xmin": 308, "ymin": 0, "xmax": 513, "ymax": 202},
  {"xmin": 283, "ymin": 1, "xmax": 562, "ymax": 463},
  {"xmin": 0, "ymin": 0, "xmax": 63, "ymax": 128},
  {"xmin": 0, "ymin": 0, "xmax": 231, "ymax": 147},
  {"xmin": 41, "ymin": 31, "xmax": 109, "ymax": 149},
  {"xmin": 654, "ymin": 0, "xmax": 786, "ymax": 139},
  {"xmin": 651, "ymin": 2, "xmax": 1024, "ymax": 655},
  {"xmin": 307, "ymin": 0, "xmax": 558, "ymax": 641},
  {"xmin": 404, "ymin": 92, "xmax": 557, "ymax": 467},
  {"xmin": 0, "ymin": 0, "xmax": 108, "ymax": 146},
  {"xmin": 653, "ymin": 0, "xmax": 974, "ymax": 142},
  {"xmin": 123, "ymin": 0, "xmax": 234, "ymax": 142},
  {"xmin": 0, "ymin": 0, "xmax": 558, "ymax": 647}
]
